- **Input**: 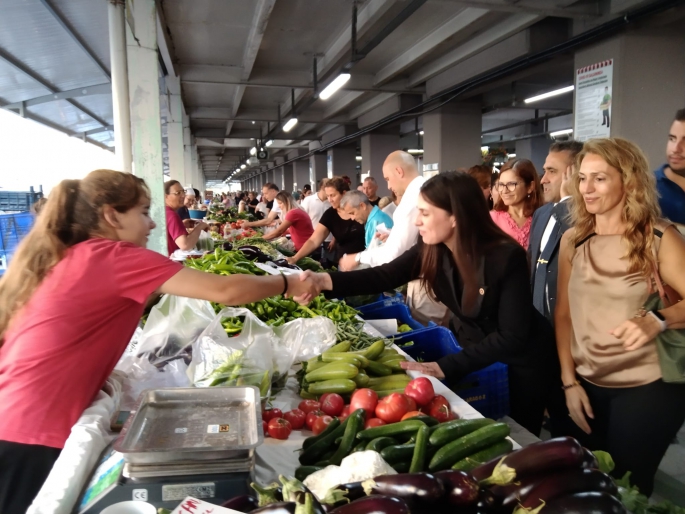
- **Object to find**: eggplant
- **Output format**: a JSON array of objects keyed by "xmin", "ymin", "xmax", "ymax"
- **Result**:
[
  {"xmin": 248, "ymin": 502, "xmax": 296, "ymax": 514},
  {"xmin": 474, "ymin": 488, "xmax": 500, "ymax": 513},
  {"xmin": 518, "ymin": 468, "xmax": 618, "ymax": 510},
  {"xmin": 221, "ymin": 494, "xmax": 259, "ymax": 512},
  {"xmin": 489, "ymin": 474, "xmax": 540, "ymax": 511},
  {"xmin": 484, "ymin": 437, "xmax": 584, "ymax": 485},
  {"xmin": 434, "ymin": 470, "xmax": 480, "ymax": 507},
  {"xmin": 580, "ymin": 447, "xmax": 599, "ymax": 470},
  {"xmin": 471, "ymin": 455, "xmax": 503, "ymax": 481},
  {"xmin": 529, "ymin": 492, "xmax": 626, "ymax": 514},
  {"xmin": 362, "ymin": 473, "xmax": 445, "ymax": 505},
  {"xmin": 321, "ymin": 482, "xmax": 366, "ymax": 507},
  {"xmin": 329, "ymin": 495, "xmax": 410, "ymax": 514},
  {"xmin": 222, "ymin": 242, "xmax": 233, "ymax": 251}
]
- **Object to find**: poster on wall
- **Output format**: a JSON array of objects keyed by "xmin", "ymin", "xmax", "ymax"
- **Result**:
[{"xmin": 574, "ymin": 59, "xmax": 613, "ymax": 141}]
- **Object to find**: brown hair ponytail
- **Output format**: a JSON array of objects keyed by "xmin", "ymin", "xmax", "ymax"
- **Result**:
[{"xmin": 0, "ymin": 169, "xmax": 149, "ymax": 342}]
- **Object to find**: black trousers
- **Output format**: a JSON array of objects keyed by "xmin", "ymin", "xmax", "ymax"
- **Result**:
[
  {"xmin": 0, "ymin": 440, "xmax": 61, "ymax": 514},
  {"xmin": 602, "ymin": 109, "xmax": 610, "ymax": 127},
  {"xmin": 578, "ymin": 378, "xmax": 685, "ymax": 496}
]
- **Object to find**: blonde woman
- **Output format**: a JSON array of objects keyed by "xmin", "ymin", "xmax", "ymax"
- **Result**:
[
  {"xmin": 555, "ymin": 138, "xmax": 685, "ymax": 496},
  {"xmin": 261, "ymin": 191, "xmax": 314, "ymax": 251}
]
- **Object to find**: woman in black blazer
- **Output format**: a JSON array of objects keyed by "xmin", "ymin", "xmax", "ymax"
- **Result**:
[{"xmin": 300, "ymin": 172, "xmax": 566, "ymax": 435}]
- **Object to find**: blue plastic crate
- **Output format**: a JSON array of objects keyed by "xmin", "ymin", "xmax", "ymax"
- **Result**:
[
  {"xmin": 0, "ymin": 212, "xmax": 34, "ymax": 273},
  {"xmin": 360, "ymin": 303, "xmax": 434, "ymax": 334},
  {"xmin": 356, "ymin": 291, "xmax": 404, "ymax": 314},
  {"xmin": 393, "ymin": 327, "xmax": 510, "ymax": 420}
]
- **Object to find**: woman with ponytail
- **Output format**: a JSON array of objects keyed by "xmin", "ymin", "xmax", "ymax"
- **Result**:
[{"xmin": 0, "ymin": 170, "xmax": 317, "ymax": 513}]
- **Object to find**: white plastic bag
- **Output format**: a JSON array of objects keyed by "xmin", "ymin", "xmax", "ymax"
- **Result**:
[
  {"xmin": 196, "ymin": 230, "xmax": 215, "ymax": 252},
  {"xmin": 188, "ymin": 307, "xmax": 277, "ymax": 397},
  {"xmin": 274, "ymin": 316, "xmax": 336, "ymax": 365}
]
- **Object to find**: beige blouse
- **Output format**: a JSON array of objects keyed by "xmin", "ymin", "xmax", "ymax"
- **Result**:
[{"xmin": 569, "ymin": 230, "xmax": 663, "ymax": 388}]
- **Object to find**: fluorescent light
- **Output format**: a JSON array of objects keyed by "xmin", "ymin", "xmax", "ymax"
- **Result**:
[
  {"xmin": 407, "ymin": 149, "xmax": 424, "ymax": 154},
  {"xmin": 283, "ymin": 118, "xmax": 298, "ymax": 132},
  {"xmin": 241, "ymin": 164, "xmax": 247, "ymax": 169},
  {"xmin": 265, "ymin": 140, "xmax": 273, "ymax": 147},
  {"xmin": 550, "ymin": 128, "xmax": 573, "ymax": 137},
  {"xmin": 319, "ymin": 73, "xmax": 351, "ymax": 100},
  {"xmin": 524, "ymin": 85, "xmax": 574, "ymax": 104},
  {"xmin": 508, "ymin": 153, "xmax": 516, "ymax": 158},
  {"xmin": 481, "ymin": 146, "xmax": 489, "ymax": 152},
  {"xmin": 355, "ymin": 156, "xmax": 362, "ymax": 161},
  {"xmin": 419, "ymin": 131, "xmax": 424, "ymax": 135},
  {"xmin": 250, "ymin": 147, "xmax": 257, "ymax": 156}
]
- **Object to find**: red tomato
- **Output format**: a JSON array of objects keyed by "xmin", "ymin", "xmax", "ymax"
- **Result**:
[
  {"xmin": 375, "ymin": 393, "xmax": 410, "ymax": 423},
  {"xmin": 350, "ymin": 389, "xmax": 378, "ymax": 420},
  {"xmin": 306, "ymin": 410, "xmax": 325, "ymax": 430},
  {"xmin": 427, "ymin": 395, "xmax": 452, "ymax": 423},
  {"xmin": 320, "ymin": 393, "xmax": 345, "ymax": 416},
  {"xmin": 404, "ymin": 377, "xmax": 436, "ymax": 407},
  {"xmin": 298, "ymin": 400, "xmax": 321, "ymax": 414},
  {"xmin": 338, "ymin": 405, "xmax": 351, "ymax": 422},
  {"xmin": 283, "ymin": 409, "xmax": 306, "ymax": 429},
  {"xmin": 312, "ymin": 415, "xmax": 334, "ymax": 435},
  {"xmin": 403, "ymin": 395, "xmax": 417, "ymax": 413},
  {"xmin": 401, "ymin": 410, "xmax": 423, "ymax": 421},
  {"xmin": 267, "ymin": 418, "xmax": 292, "ymax": 440},
  {"xmin": 263, "ymin": 408, "xmax": 283, "ymax": 422},
  {"xmin": 262, "ymin": 420, "xmax": 268, "ymax": 435},
  {"xmin": 364, "ymin": 418, "xmax": 386, "ymax": 429}
]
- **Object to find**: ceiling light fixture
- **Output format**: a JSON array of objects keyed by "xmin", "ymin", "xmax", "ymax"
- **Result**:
[
  {"xmin": 266, "ymin": 140, "xmax": 273, "ymax": 147},
  {"xmin": 550, "ymin": 128, "xmax": 573, "ymax": 137},
  {"xmin": 319, "ymin": 73, "xmax": 351, "ymax": 100},
  {"xmin": 241, "ymin": 164, "xmax": 247, "ymax": 169},
  {"xmin": 284, "ymin": 88, "xmax": 298, "ymax": 132},
  {"xmin": 508, "ymin": 153, "xmax": 516, "ymax": 158},
  {"xmin": 524, "ymin": 85, "xmax": 574, "ymax": 104},
  {"xmin": 250, "ymin": 147, "xmax": 257, "ymax": 156},
  {"xmin": 481, "ymin": 146, "xmax": 489, "ymax": 152},
  {"xmin": 407, "ymin": 149, "xmax": 424, "ymax": 154},
  {"xmin": 355, "ymin": 156, "xmax": 362, "ymax": 161},
  {"xmin": 419, "ymin": 131, "xmax": 424, "ymax": 135}
]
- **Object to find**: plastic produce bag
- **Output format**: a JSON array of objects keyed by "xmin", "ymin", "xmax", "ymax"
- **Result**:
[
  {"xmin": 188, "ymin": 307, "xmax": 277, "ymax": 397},
  {"xmin": 196, "ymin": 230, "xmax": 215, "ymax": 252},
  {"xmin": 274, "ymin": 316, "xmax": 336, "ymax": 366}
]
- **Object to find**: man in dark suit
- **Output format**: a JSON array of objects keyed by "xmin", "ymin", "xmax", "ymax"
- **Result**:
[{"xmin": 529, "ymin": 141, "xmax": 584, "ymax": 324}]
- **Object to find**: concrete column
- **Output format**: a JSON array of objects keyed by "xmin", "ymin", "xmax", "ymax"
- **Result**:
[
  {"xmin": 574, "ymin": 26, "xmax": 685, "ymax": 168},
  {"xmin": 293, "ymin": 160, "xmax": 309, "ymax": 191},
  {"xmin": 183, "ymin": 115, "xmax": 192, "ymax": 186},
  {"xmin": 108, "ymin": 0, "xmax": 132, "ymax": 173},
  {"xmin": 310, "ymin": 154, "xmax": 327, "ymax": 185},
  {"xmin": 423, "ymin": 102, "xmax": 481, "ymax": 173},
  {"xmin": 126, "ymin": 0, "xmax": 165, "ymax": 254},
  {"xmin": 190, "ymin": 143, "xmax": 198, "ymax": 188},
  {"xmin": 167, "ymin": 85, "xmax": 185, "ymax": 183},
  {"xmin": 327, "ymin": 145, "xmax": 357, "ymax": 178},
  {"xmin": 361, "ymin": 132, "xmax": 398, "ymax": 196},
  {"xmin": 282, "ymin": 163, "xmax": 294, "ymax": 192}
]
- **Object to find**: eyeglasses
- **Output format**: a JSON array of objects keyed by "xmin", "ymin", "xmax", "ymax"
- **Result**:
[
  {"xmin": 168, "ymin": 190, "xmax": 184, "ymax": 196},
  {"xmin": 496, "ymin": 181, "xmax": 521, "ymax": 192}
]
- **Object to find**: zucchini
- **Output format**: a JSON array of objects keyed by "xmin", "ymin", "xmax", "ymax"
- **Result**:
[
  {"xmin": 383, "ymin": 360, "xmax": 405, "ymax": 372},
  {"xmin": 378, "ymin": 353, "xmax": 406, "ymax": 364},
  {"xmin": 429, "ymin": 418, "xmax": 496, "ymax": 447},
  {"xmin": 305, "ymin": 362, "xmax": 359, "ymax": 382},
  {"xmin": 352, "ymin": 340, "xmax": 385, "ymax": 360},
  {"xmin": 451, "ymin": 439, "xmax": 513, "ymax": 471},
  {"xmin": 295, "ymin": 465, "xmax": 323, "ymax": 481},
  {"xmin": 366, "ymin": 436, "xmax": 398, "ymax": 452},
  {"xmin": 380, "ymin": 443, "xmax": 415, "ymax": 464},
  {"xmin": 367, "ymin": 375, "xmax": 411, "ymax": 389},
  {"xmin": 356, "ymin": 419, "xmax": 427, "ymax": 440},
  {"xmin": 304, "ymin": 359, "xmax": 328, "ymax": 373},
  {"xmin": 327, "ymin": 341, "xmax": 351, "ymax": 353},
  {"xmin": 365, "ymin": 360, "xmax": 393, "ymax": 377},
  {"xmin": 322, "ymin": 352, "xmax": 369, "ymax": 368},
  {"xmin": 428, "ymin": 422, "xmax": 510, "ymax": 472},
  {"xmin": 375, "ymin": 388, "xmax": 408, "ymax": 398},
  {"xmin": 307, "ymin": 378, "xmax": 356, "ymax": 395},
  {"xmin": 410, "ymin": 424, "xmax": 430, "ymax": 473},
  {"xmin": 352, "ymin": 372, "xmax": 370, "ymax": 388}
]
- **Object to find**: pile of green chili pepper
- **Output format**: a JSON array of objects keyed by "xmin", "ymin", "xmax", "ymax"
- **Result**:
[
  {"xmin": 184, "ymin": 248, "xmax": 266, "ymax": 275},
  {"xmin": 335, "ymin": 320, "xmax": 394, "ymax": 351}
]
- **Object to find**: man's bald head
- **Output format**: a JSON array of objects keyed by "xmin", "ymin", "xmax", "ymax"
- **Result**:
[{"xmin": 382, "ymin": 150, "xmax": 419, "ymax": 196}]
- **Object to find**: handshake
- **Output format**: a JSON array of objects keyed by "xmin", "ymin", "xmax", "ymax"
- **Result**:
[{"xmin": 284, "ymin": 270, "xmax": 333, "ymax": 304}]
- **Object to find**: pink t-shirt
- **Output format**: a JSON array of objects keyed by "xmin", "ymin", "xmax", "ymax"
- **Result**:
[
  {"xmin": 166, "ymin": 206, "xmax": 187, "ymax": 255},
  {"xmin": 285, "ymin": 208, "xmax": 314, "ymax": 250},
  {"xmin": 490, "ymin": 210, "xmax": 532, "ymax": 250},
  {"xmin": 0, "ymin": 239, "xmax": 182, "ymax": 448}
]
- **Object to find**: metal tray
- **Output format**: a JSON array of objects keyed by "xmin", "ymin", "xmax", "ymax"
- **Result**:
[
  {"xmin": 124, "ymin": 454, "xmax": 255, "ymax": 478},
  {"xmin": 114, "ymin": 386, "xmax": 263, "ymax": 465}
]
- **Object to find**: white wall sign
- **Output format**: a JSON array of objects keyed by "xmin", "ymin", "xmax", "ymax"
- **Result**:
[{"xmin": 574, "ymin": 59, "xmax": 613, "ymax": 141}]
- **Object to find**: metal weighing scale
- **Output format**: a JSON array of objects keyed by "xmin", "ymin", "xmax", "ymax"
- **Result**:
[{"xmin": 76, "ymin": 386, "xmax": 263, "ymax": 513}]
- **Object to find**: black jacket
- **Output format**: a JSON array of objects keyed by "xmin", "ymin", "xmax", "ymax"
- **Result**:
[
  {"xmin": 326, "ymin": 241, "xmax": 555, "ymax": 385},
  {"xmin": 528, "ymin": 200, "xmax": 571, "ymax": 324}
]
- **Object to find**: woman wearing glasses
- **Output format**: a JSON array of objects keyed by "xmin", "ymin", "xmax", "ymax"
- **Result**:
[
  {"xmin": 490, "ymin": 159, "xmax": 543, "ymax": 249},
  {"xmin": 164, "ymin": 180, "xmax": 209, "ymax": 255}
]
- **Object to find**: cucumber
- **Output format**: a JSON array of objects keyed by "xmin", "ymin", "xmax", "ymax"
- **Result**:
[
  {"xmin": 451, "ymin": 439, "xmax": 514, "ymax": 471},
  {"xmin": 429, "ymin": 418, "xmax": 496, "ymax": 447},
  {"xmin": 356, "ymin": 419, "xmax": 427, "ymax": 440},
  {"xmin": 392, "ymin": 461, "xmax": 411, "ymax": 473},
  {"xmin": 380, "ymin": 443, "xmax": 415, "ymax": 464},
  {"xmin": 295, "ymin": 465, "xmax": 323, "ymax": 481},
  {"xmin": 410, "ymin": 424, "xmax": 430, "ymax": 473},
  {"xmin": 366, "ymin": 436, "xmax": 398, "ymax": 452},
  {"xmin": 302, "ymin": 418, "xmax": 340, "ymax": 450},
  {"xmin": 428, "ymin": 422, "xmax": 510, "ymax": 472},
  {"xmin": 404, "ymin": 415, "xmax": 440, "ymax": 429},
  {"xmin": 307, "ymin": 378, "xmax": 356, "ymax": 395},
  {"xmin": 305, "ymin": 362, "xmax": 359, "ymax": 382},
  {"xmin": 329, "ymin": 409, "xmax": 366, "ymax": 465},
  {"xmin": 365, "ymin": 360, "xmax": 393, "ymax": 377},
  {"xmin": 351, "ymin": 440, "xmax": 368, "ymax": 453},
  {"xmin": 299, "ymin": 418, "xmax": 346, "ymax": 465}
]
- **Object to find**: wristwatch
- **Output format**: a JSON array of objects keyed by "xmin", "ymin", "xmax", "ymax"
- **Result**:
[{"xmin": 648, "ymin": 309, "xmax": 668, "ymax": 332}]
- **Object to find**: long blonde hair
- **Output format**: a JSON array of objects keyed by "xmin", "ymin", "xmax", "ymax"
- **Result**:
[
  {"xmin": 0, "ymin": 169, "xmax": 150, "ymax": 342},
  {"xmin": 569, "ymin": 137, "xmax": 661, "ymax": 276}
]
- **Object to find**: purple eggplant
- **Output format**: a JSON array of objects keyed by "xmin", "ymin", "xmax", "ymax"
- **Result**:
[
  {"xmin": 248, "ymin": 502, "xmax": 296, "ymax": 514},
  {"xmin": 474, "ymin": 488, "xmax": 500, "ymax": 513},
  {"xmin": 518, "ymin": 468, "xmax": 618, "ymax": 510},
  {"xmin": 329, "ymin": 495, "xmax": 410, "ymax": 514},
  {"xmin": 484, "ymin": 437, "xmax": 584, "ymax": 485},
  {"xmin": 581, "ymin": 447, "xmax": 600, "ymax": 469},
  {"xmin": 471, "ymin": 455, "xmax": 503, "ymax": 481},
  {"xmin": 489, "ymin": 475, "xmax": 541, "ymax": 510},
  {"xmin": 362, "ymin": 473, "xmax": 445, "ymax": 505},
  {"xmin": 434, "ymin": 470, "xmax": 480, "ymax": 507},
  {"xmin": 221, "ymin": 494, "xmax": 259, "ymax": 512},
  {"xmin": 534, "ymin": 492, "xmax": 626, "ymax": 514},
  {"xmin": 321, "ymin": 482, "xmax": 365, "ymax": 506}
]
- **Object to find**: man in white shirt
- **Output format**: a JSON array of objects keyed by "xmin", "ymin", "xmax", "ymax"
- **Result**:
[
  {"xmin": 338, "ymin": 151, "xmax": 424, "ymax": 271},
  {"xmin": 243, "ymin": 183, "xmax": 281, "ymax": 228},
  {"xmin": 301, "ymin": 179, "xmax": 334, "ymax": 262},
  {"xmin": 528, "ymin": 141, "xmax": 583, "ymax": 324}
]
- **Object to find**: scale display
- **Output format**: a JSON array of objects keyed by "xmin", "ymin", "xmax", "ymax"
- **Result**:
[{"xmin": 77, "ymin": 444, "xmax": 125, "ymax": 512}]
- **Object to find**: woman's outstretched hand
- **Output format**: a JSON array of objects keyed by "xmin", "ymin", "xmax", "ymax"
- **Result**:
[{"xmin": 400, "ymin": 361, "xmax": 445, "ymax": 380}]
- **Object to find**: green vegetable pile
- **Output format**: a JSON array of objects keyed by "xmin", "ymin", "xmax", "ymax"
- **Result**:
[
  {"xmin": 184, "ymin": 248, "xmax": 267, "ymax": 275},
  {"xmin": 235, "ymin": 237, "xmax": 284, "ymax": 259},
  {"xmin": 206, "ymin": 205, "xmax": 256, "ymax": 223}
]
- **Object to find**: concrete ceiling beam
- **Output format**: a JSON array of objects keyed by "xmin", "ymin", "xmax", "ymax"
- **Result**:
[{"xmin": 431, "ymin": 0, "xmax": 599, "ymax": 19}]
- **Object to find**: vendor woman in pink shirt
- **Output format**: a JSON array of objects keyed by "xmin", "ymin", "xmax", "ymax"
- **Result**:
[
  {"xmin": 490, "ymin": 159, "xmax": 543, "ymax": 249},
  {"xmin": 261, "ymin": 191, "xmax": 315, "ymax": 251},
  {"xmin": 0, "ymin": 169, "xmax": 318, "ymax": 513}
]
